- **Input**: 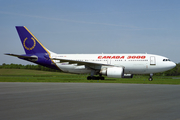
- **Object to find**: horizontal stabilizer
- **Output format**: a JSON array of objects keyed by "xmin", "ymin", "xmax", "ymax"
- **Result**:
[{"xmin": 4, "ymin": 53, "xmax": 37, "ymax": 59}]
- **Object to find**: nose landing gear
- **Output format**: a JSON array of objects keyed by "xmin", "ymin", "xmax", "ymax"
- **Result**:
[{"xmin": 149, "ymin": 73, "xmax": 153, "ymax": 81}]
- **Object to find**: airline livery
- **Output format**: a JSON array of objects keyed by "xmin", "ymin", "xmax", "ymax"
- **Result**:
[{"xmin": 5, "ymin": 26, "xmax": 176, "ymax": 81}]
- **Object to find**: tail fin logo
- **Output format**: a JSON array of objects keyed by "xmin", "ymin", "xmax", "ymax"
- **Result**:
[{"xmin": 23, "ymin": 37, "xmax": 36, "ymax": 50}]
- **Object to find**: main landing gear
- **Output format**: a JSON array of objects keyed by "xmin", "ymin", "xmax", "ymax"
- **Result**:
[
  {"xmin": 149, "ymin": 73, "xmax": 153, "ymax": 81},
  {"xmin": 87, "ymin": 70, "xmax": 105, "ymax": 80},
  {"xmin": 87, "ymin": 76, "xmax": 105, "ymax": 80}
]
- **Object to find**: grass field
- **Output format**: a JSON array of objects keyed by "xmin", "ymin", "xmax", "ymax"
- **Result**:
[{"xmin": 0, "ymin": 69, "xmax": 180, "ymax": 84}]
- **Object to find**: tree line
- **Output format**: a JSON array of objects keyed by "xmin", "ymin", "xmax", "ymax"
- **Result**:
[
  {"xmin": 0, "ymin": 63, "xmax": 60, "ymax": 72},
  {"xmin": 1, "ymin": 63, "xmax": 180, "ymax": 76}
]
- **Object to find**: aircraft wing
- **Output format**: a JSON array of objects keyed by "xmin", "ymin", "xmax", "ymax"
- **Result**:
[
  {"xmin": 4, "ymin": 53, "xmax": 37, "ymax": 59},
  {"xmin": 51, "ymin": 58, "xmax": 113, "ymax": 67}
]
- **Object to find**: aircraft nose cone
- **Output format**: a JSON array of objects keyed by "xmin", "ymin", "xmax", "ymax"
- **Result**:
[
  {"xmin": 172, "ymin": 62, "xmax": 176, "ymax": 68},
  {"xmin": 169, "ymin": 62, "xmax": 176, "ymax": 69}
]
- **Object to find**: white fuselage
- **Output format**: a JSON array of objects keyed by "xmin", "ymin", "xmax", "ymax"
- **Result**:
[{"xmin": 50, "ymin": 53, "xmax": 176, "ymax": 74}]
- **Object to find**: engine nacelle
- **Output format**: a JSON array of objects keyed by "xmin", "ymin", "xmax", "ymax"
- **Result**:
[{"xmin": 100, "ymin": 67, "xmax": 124, "ymax": 78}]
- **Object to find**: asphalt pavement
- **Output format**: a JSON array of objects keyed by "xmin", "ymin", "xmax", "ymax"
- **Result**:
[{"xmin": 0, "ymin": 82, "xmax": 180, "ymax": 120}]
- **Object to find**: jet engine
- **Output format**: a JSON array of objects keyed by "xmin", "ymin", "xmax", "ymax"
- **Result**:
[{"xmin": 100, "ymin": 67, "xmax": 124, "ymax": 78}]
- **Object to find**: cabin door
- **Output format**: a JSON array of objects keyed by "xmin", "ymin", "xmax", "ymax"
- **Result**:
[{"xmin": 150, "ymin": 56, "xmax": 156, "ymax": 65}]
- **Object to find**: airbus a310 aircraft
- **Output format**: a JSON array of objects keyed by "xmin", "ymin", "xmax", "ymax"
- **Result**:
[{"xmin": 5, "ymin": 26, "xmax": 176, "ymax": 81}]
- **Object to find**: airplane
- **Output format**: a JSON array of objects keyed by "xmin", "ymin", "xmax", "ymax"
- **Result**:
[{"xmin": 5, "ymin": 26, "xmax": 176, "ymax": 81}]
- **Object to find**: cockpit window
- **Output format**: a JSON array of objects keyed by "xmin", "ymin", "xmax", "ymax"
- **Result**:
[{"xmin": 163, "ymin": 59, "xmax": 171, "ymax": 61}]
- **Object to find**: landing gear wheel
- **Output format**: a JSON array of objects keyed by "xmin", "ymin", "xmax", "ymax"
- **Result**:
[
  {"xmin": 92, "ymin": 76, "xmax": 96, "ymax": 80},
  {"xmin": 149, "ymin": 77, "xmax": 153, "ymax": 81},
  {"xmin": 87, "ymin": 76, "xmax": 92, "ymax": 80},
  {"xmin": 148, "ymin": 73, "xmax": 153, "ymax": 81},
  {"xmin": 87, "ymin": 76, "xmax": 105, "ymax": 80}
]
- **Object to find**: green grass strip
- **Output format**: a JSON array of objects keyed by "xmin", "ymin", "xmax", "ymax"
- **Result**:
[{"xmin": 0, "ymin": 69, "xmax": 180, "ymax": 84}]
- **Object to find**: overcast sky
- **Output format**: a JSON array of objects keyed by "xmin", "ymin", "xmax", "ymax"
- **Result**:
[{"xmin": 0, "ymin": 0, "xmax": 180, "ymax": 64}]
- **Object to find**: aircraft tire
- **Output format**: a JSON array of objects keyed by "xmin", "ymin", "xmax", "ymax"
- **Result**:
[
  {"xmin": 100, "ymin": 77, "xmax": 105, "ymax": 80},
  {"xmin": 149, "ymin": 77, "xmax": 153, "ymax": 81},
  {"xmin": 87, "ymin": 76, "xmax": 92, "ymax": 80},
  {"xmin": 92, "ymin": 76, "xmax": 96, "ymax": 80},
  {"xmin": 87, "ymin": 76, "xmax": 105, "ymax": 80}
]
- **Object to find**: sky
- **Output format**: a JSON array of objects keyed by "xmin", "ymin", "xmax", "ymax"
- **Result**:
[{"xmin": 0, "ymin": 0, "xmax": 180, "ymax": 65}]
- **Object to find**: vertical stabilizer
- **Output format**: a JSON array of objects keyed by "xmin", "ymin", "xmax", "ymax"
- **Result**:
[{"xmin": 16, "ymin": 26, "xmax": 49, "ymax": 55}]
